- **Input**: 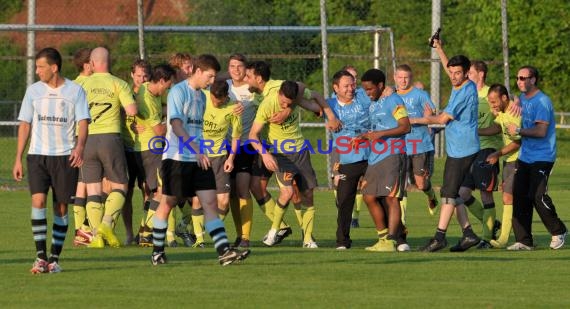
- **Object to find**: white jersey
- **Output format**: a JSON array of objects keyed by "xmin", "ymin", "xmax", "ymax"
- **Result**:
[
  {"xmin": 163, "ymin": 80, "xmax": 205, "ymax": 162},
  {"xmin": 227, "ymin": 80, "xmax": 257, "ymax": 141},
  {"xmin": 18, "ymin": 79, "xmax": 90, "ymax": 156}
]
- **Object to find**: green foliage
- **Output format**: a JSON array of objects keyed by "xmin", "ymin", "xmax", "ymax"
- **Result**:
[{"xmin": 0, "ymin": 0, "xmax": 23, "ymax": 22}]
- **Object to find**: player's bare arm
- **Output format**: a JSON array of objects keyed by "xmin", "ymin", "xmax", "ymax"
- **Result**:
[{"xmin": 12, "ymin": 121, "xmax": 31, "ymax": 181}]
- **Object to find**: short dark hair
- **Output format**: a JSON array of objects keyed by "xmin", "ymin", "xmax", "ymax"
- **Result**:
[
  {"xmin": 210, "ymin": 80, "xmax": 229, "ymax": 99},
  {"xmin": 447, "ymin": 55, "xmax": 471, "ymax": 74},
  {"xmin": 193, "ymin": 54, "xmax": 221, "ymax": 74},
  {"xmin": 488, "ymin": 83, "xmax": 509, "ymax": 98},
  {"xmin": 279, "ymin": 80, "xmax": 298, "ymax": 100},
  {"xmin": 73, "ymin": 48, "xmax": 91, "ymax": 73},
  {"xmin": 36, "ymin": 47, "xmax": 62, "ymax": 72},
  {"xmin": 396, "ymin": 64, "xmax": 413, "ymax": 73},
  {"xmin": 361, "ymin": 68, "xmax": 386, "ymax": 85},
  {"xmin": 150, "ymin": 64, "xmax": 176, "ymax": 83},
  {"xmin": 229, "ymin": 53, "xmax": 247, "ymax": 64},
  {"xmin": 245, "ymin": 61, "xmax": 271, "ymax": 82},
  {"xmin": 519, "ymin": 65, "xmax": 539, "ymax": 85},
  {"xmin": 471, "ymin": 60, "xmax": 488, "ymax": 80},
  {"xmin": 131, "ymin": 59, "xmax": 151, "ymax": 75},
  {"xmin": 332, "ymin": 70, "xmax": 354, "ymax": 87}
]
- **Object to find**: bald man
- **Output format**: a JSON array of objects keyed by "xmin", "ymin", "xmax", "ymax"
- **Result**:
[{"xmin": 81, "ymin": 47, "xmax": 137, "ymax": 248}]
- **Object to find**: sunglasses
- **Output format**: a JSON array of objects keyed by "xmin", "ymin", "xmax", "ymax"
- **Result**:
[{"xmin": 517, "ymin": 76, "xmax": 533, "ymax": 81}]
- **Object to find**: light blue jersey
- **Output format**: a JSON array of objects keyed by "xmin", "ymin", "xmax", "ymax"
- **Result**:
[
  {"xmin": 443, "ymin": 80, "xmax": 479, "ymax": 158},
  {"xmin": 163, "ymin": 80, "xmax": 206, "ymax": 162},
  {"xmin": 518, "ymin": 91, "xmax": 556, "ymax": 163},
  {"xmin": 397, "ymin": 87, "xmax": 435, "ymax": 155},
  {"xmin": 328, "ymin": 91, "xmax": 371, "ymax": 164},
  {"xmin": 368, "ymin": 93, "xmax": 409, "ymax": 165},
  {"xmin": 18, "ymin": 79, "xmax": 90, "ymax": 156}
]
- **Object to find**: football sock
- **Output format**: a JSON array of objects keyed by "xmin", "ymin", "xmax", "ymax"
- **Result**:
[
  {"xmin": 167, "ymin": 208, "xmax": 176, "ymax": 242},
  {"xmin": 192, "ymin": 208, "xmax": 205, "ymax": 243},
  {"xmin": 139, "ymin": 200, "xmax": 150, "ymax": 229},
  {"xmin": 103, "ymin": 189, "xmax": 126, "ymax": 226},
  {"xmin": 482, "ymin": 203, "xmax": 496, "ymax": 240},
  {"xmin": 462, "ymin": 225, "xmax": 477, "ymax": 238},
  {"xmin": 145, "ymin": 200, "xmax": 160, "ymax": 232},
  {"xmin": 377, "ymin": 228, "xmax": 388, "ymax": 239},
  {"xmin": 435, "ymin": 228, "xmax": 446, "ymax": 241},
  {"xmin": 73, "ymin": 197, "xmax": 87, "ymax": 231},
  {"xmin": 50, "ymin": 214, "xmax": 68, "ymax": 263},
  {"xmin": 302, "ymin": 206, "xmax": 315, "ymax": 243},
  {"xmin": 205, "ymin": 218, "xmax": 230, "ymax": 256},
  {"xmin": 31, "ymin": 207, "xmax": 48, "ymax": 261},
  {"xmin": 240, "ymin": 198, "xmax": 253, "ymax": 240},
  {"xmin": 465, "ymin": 195, "xmax": 483, "ymax": 222},
  {"xmin": 257, "ymin": 195, "xmax": 289, "ymax": 229},
  {"xmin": 333, "ymin": 189, "xmax": 337, "ymax": 199},
  {"xmin": 353, "ymin": 193, "xmax": 363, "ymax": 219},
  {"xmin": 400, "ymin": 196, "xmax": 408, "ymax": 225},
  {"xmin": 293, "ymin": 203, "xmax": 303, "ymax": 227},
  {"xmin": 271, "ymin": 201, "xmax": 288, "ymax": 231},
  {"xmin": 496, "ymin": 204, "xmax": 513, "ymax": 245},
  {"xmin": 152, "ymin": 216, "xmax": 167, "ymax": 253},
  {"xmin": 86, "ymin": 195, "xmax": 103, "ymax": 231},
  {"xmin": 229, "ymin": 196, "xmax": 242, "ymax": 237}
]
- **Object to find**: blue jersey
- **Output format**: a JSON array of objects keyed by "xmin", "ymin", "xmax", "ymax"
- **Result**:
[
  {"xmin": 518, "ymin": 91, "xmax": 556, "ymax": 163},
  {"xmin": 328, "ymin": 91, "xmax": 371, "ymax": 164},
  {"xmin": 397, "ymin": 87, "xmax": 435, "ymax": 155},
  {"xmin": 367, "ymin": 93, "xmax": 408, "ymax": 165},
  {"xmin": 443, "ymin": 80, "xmax": 479, "ymax": 158},
  {"xmin": 163, "ymin": 80, "xmax": 206, "ymax": 162},
  {"xmin": 18, "ymin": 79, "xmax": 90, "ymax": 156}
]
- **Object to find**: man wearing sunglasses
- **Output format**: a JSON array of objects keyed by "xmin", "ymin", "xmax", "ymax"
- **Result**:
[{"xmin": 505, "ymin": 66, "xmax": 567, "ymax": 250}]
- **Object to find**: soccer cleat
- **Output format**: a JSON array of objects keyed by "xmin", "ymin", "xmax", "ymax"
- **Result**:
[
  {"xmin": 30, "ymin": 258, "xmax": 48, "ymax": 274},
  {"xmin": 420, "ymin": 238, "xmax": 448, "ymax": 252},
  {"xmin": 476, "ymin": 240, "xmax": 492, "ymax": 249},
  {"xmin": 550, "ymin": 232, "xmax": 567, "ymax": 250},
  {"xmin": 138, "ymin": 234, "xmax": 153, "ymax": 247},
  {"xmin": 427, "ymin": 197, "xmax": 439, "ymax": 216},
  {"xmin": 351, "ymin": 218, "xmax": 360, "ymax": 228},
  {"xmin": 88, "ymin": 234, "xmax": 105, "ymax": 248},
  {"xmin": 262, "ymin": 229, "xmax": 278, "ymax": 247},
  {"xmin": 303, "ymin": 241, "xmax": 319, "ymax": 249},
  {"xmin": 47, "ymin": 261, "xmax": 62, "ymax": 273},
  {"xmin": 232, "ymin": 237, "xmax": 242, "ymax": 248},
  {"xmin": 397, "ymin": 243, "xmax": 411, "ymax": 252},
  {"xmin": 175, "ymin": 224, "xmax": 196, "ymax": 247},
  {"xmin": 218, "ymin": 248, "xmax": 251, "ymax": 266},
  {"xmin": 492, "ymin": 220, "xmax": 502, "ymax": 240},
  {"xmin": 151, "ymin": 251, "xmax": 167, "ymax": 265},
  {"xmin": 506, "ymin": 242, "xmax": 533, "ymax": 251},
  {"xmin": 97, "ymin": 224, "xmax": 120, "ymax": 248},
  {"xmin": 489, "ymin": 239, "xmax": 507, "ymax": 249},
  {"xmin": 450, "ymin": 235, "xmax": 481, "ymax": 252},
  {"xmin": 365, "ymin": 238, "xmax": 396, "ymax": 252},
  {"xmin": 274, "ymin": 227, "xmax": 293, "ymax": 245},
  {"xmin": 73, "ymin": 229, "xmax": 93, "ymax": 246},
  {"xmin": 336, "ymin": 245, "xmax": 347, "ymax": 250},
  {"xmin": 238, "ymin": 239, "xmax": 250, "ymax": 249},
  {"xmin": 192, "ymin": 241, "xmax": 205, "ymax": 249}
]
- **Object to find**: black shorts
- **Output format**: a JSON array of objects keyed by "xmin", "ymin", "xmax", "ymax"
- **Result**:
[
  {"xmin": 361, "ymin": 154, "xmax": 406, "ymax": 198},
  {"xmin": 81, "ymin": 133, "xmax": 128, "ymax": 184},
  {"xmin": 461, "ymin": 148, "xmax": 500, "ymax": 191},
  {"xmin": 251, "ymin": 150, "xmax": 273, "ymax": 179},
  {"xmin": 160, "ymin": 159, "xmax": 216, "ymax": 199},
  {"xmin": 274, "ymin": 151, "xmax": 318, "ymax": 192},
  {"xmin": 230, "ymin": 144, "xmax": 257, "ymax": 178},
  {"xmin": 27, "ymin": 155, "xmax": 78, "ymax": 204},
  {"xmin": 408, "ymin": 152, "xmax": 431, "ymax": 177},
  {"xmin": 440, "ymin": 153, "xmax": 477, "ymax": 199},
  {"xmin": 125, "ymin": 151, "xmax": 144, "ymax": 189},
  {"xmin": 210, "ymin": 156, "xmax": 231, "ymax": 194}
]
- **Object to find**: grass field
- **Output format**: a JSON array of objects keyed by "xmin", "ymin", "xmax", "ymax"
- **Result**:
[
  {"xmin": 2, "ymin": 184, "xmax": 570, "ymax": 308},
  {"xmin": 2, "ymin": 128, "xmax": 570, "ymax": 308}
]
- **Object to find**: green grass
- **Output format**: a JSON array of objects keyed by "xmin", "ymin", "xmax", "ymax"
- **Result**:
[{"xmin": 2, "ymin": 186, "xmax": 570, "ymax": 308}]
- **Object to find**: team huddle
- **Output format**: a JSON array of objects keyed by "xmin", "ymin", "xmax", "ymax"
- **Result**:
[{"xmin": 13, "ymin": 38, "xmax": 567, "ymax": 274}]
